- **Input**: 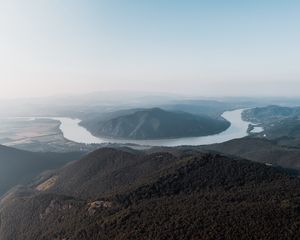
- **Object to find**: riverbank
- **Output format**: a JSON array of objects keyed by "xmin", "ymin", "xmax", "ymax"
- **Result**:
[{"xmin": 53, "ymin": 109, "xmax": 253, "ymax": 147}]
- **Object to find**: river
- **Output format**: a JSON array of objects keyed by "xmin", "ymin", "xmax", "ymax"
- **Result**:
[{"xmin": 51, "ymin": 109, "xmax": 262, "ymax": 147}]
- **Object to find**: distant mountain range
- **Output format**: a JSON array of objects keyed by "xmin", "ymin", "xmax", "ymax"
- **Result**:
[
  {"xmin": 1, "ymin": 147, "xmax": 300, "ymax": 240},
  {"xmin": 2, "ymin": 104, "xmax": 300, "ymax": 239},
  {"xmin": 80, "ymin": 108, "xmax": 230, "ymax": 140}
]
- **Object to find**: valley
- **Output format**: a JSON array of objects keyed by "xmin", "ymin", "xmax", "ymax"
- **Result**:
[
  {"xmin": 0, "ymin": 108, "xmax": 262, "ymax": 150},
  {"xmin": 2, "ymin": 1, "xmax": 300, "ymax": 239},
  {"xmin": 0, "ymin": 117, "xmax": 97, "ymax": 152},
  {"xmin": 1, "ymin": 98, "xmax": 300, "ymax": 240}
]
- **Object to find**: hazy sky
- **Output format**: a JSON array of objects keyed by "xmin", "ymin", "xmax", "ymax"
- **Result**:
[{"xmin": 1, "ymin": 0, "xmax": 300, "ymax": 99}]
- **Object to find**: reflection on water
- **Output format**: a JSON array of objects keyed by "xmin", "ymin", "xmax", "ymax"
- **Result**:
[{"xmin": 53, "ymin": 109, "xmax": 254, "ymax": 146}]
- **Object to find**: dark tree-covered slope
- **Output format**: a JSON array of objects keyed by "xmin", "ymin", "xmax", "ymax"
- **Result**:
[
  {"xmin": 203, "ymin": 138, "xmax": 300, "ymax": 171},
  {"xmin": 1, "ymin": 148, "xmax": 300, "ymax": 240},
  {"xmin": 0, "ymin": 144, "xmax": 83, "ymax": 196}
]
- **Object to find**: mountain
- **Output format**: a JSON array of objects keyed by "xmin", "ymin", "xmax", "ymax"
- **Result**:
[
  {"xmin": 80, "ymin": 108, "xmax": 230, "ymax": 140},
  {"xmin": 1, "ymin": 147, "xmax": 300, "ymax": 240},
  {"xmin": 0, "ymin": 145, "xmax": 83, "ymax": 196},
  {"xmin": 202, "ymin": 137, "xmax": 300, "ymax": 171},
  {"xmin": 242, "ymin": 105, "xmax": 300, "ymax": 145},
  {"xmin": 242, "ymin": 105, "xmax": 300, "ymax": 123}
]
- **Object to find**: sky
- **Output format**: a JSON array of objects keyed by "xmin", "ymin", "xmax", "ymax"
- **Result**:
[{"xmin": 0, "ymin": 0, "xmax": 300, "ymax": 99}]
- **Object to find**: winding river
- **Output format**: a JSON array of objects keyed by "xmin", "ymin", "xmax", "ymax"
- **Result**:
[{"xmin": 52, "ymin": 109, "xmax": 261, "ymax": 147}]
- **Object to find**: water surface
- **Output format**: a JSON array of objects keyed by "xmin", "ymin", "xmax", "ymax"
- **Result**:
[{"xmin": 53, "ymin": 109, "xmax": 258, "ymax": 146}]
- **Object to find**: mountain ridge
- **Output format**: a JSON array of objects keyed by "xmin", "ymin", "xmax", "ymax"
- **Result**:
[
  {"xmin": 80, "ymin": 108, "xmax": 230, "ymax": 140},
  {"xmin": 0, "ymin": 144, "xmax": 83, "ymax": 196},
  {"xmin": 1, "ymin": 147, "xmax": 300, "ymax": 240}
]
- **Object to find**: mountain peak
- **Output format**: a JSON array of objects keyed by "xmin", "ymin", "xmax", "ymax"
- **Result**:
[{"xmin": 82, "ymin": 108, "xmax": 230, "ymax": 140}]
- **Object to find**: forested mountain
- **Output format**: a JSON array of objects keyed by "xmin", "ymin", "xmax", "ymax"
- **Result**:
[
  {"xmin": 203, "ymin": 137, "xmax": 300, "ymax": 171},
  {"xmin": 0, "ymin": 145, "xmax": 83, "ymax": 196},
  {"xmin": 1, "ymin": 148, "xmax": 300, "ymax": 240},
  {"xmin": 243, "ymin": 105, "xmax": 300, "ymax": 123},
  {"xmin": 242, "ymin": 106, "xmax": 300, "ymax": 145},
  {"xmin": 80, "ymin": 108, "xmax": 230, "ymax": 140}
]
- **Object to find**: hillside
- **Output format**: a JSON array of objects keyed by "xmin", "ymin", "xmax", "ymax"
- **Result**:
[
  {"xmin": 242, "ymin": 106, "xmax": 300, "ymax": 145},
  {"xmin": 242, "ymin": 105, "xmax": 300, "ymax": 123},
  {"xmin": 46, "ymin": 148, "xmax": 179, "ymax": 199},
  {"xmin": 202, "ymin": 137, "xmax": 300, "ymax": 171},
  {"xmin": 80, "ymin": 108, "xmax": 230, "ymax": 140},
  {"xmin": 1, "ymin": 148, "xmax": 300, "ymax": 240},
  {"xmin": 0, "ymin": 145, "xmax": 83, "ymax": 196}
]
